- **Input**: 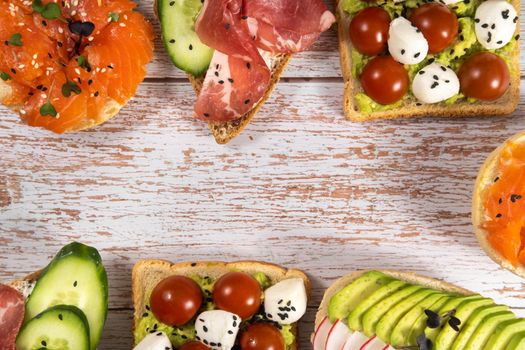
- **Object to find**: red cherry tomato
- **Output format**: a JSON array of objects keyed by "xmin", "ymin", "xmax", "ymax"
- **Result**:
[
  {"xmin": 360, "ymin": 55, "xmax": 409, "ymax": 105},
  {"xmin": 150, "ymin": 276, "xmax": 203, "ymax": 326},
  {"xmin": 349, "ymin": 7, "xmax": 391, "ymax": 56},
  {"xmin": 240, "ymin": 323, "xmax": 285, "ymax": 350},
  {"xmin": 410, "ymin": 3, "xmax": 458, "ymax": 54},
  {"xmin": 458, "ymin": 52, "xmax": 510, "ymax": 101},
  {"xmin": 180, "ymin": 341, "xmax": 211, "ymax": 350},
  {"xmin": 213, "ymin": 272, "xmax": 261, "ymax": 319}
]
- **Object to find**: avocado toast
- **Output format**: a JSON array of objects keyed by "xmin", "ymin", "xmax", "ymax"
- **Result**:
[
  {"xmin": 132, "ymin": 259, "xmax": 311, "ymax": 350},
  {"xmin": 337, "ymin": 0, "xmax": 520, "ymax": 121},
  {"xmin": 313, "ymin": 270, "xmax": 525, "ymax": 349}
]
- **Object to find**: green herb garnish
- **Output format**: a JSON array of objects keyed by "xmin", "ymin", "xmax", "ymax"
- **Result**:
[
  {"xmin": 0, "ymin": 72, "xmax": 11, "ymax": 81},
  {"xmin": 76, "ymin": 55, "xmax": 90, "ymax": 70},
  {"xmin": 39, "ymin": 101, "xmax": 57, "ymax": 117},
  {"xmin": 109, "ymin": 12, "xmax": 120, "ymax": 22},
  {"xmin": 8, "ymin": 33, "xmax": 22, "ymax": 47},
  {"xmin": 61, "ymin": 80, "xmax": 81, "ymax": 97},
  {"xmin": 32, "ymin": 0, "xmax": 64, "ymax": 21}
]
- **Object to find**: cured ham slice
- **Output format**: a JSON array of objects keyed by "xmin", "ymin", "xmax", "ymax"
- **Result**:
[
  {"xmin": 0, "ymin": 284, "xmax": 25, "ymax": 350},
  {"xmin": 194, "ymin": 0, "xmax": 335, "ymax": 122}
]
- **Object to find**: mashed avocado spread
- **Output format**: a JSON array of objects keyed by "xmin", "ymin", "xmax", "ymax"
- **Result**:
[
  {"xmin": 134, "ymin": 273, "xmax": 295, "ymax": 349},
  {"xmin": 342, "ymin": 0, "xmax": 517, "ymax": 114}
]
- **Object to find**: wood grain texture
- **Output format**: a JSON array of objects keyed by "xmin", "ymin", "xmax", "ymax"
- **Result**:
[{"xmin": 1, "ymin": 0, "xmax": 525, "ymax": 349}]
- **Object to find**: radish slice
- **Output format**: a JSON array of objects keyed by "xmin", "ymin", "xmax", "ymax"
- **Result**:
[
  {"xmin": 360, "ymin": 336, "xmax": 388, "ymax": 350},
  {"xmin": 325, "ymin": 320, "xmax": 352, "ymax": 350},
  {"xmin": 313, "ymin": 317, "xmax": 332, "ymax": 350},
  {"xmin": 342, "ymin": 332, "xmax": 370, "ymax": 350}
]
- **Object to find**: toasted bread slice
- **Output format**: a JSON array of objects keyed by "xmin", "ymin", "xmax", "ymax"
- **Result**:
[
  {"xmin": 336, "ymin": 0, "xmax": 520, "ymax": 122},
  {"xmin": 472, "ymin": 131, "xmax": 525, "ymax": 279},
  {"xmin": 189, "ymin": 54, "xmax": 291, "ymax": 144},
  {"xmin": 6, "ymin": 270, "xmax": 40, "ymax": 299},
  {"xmin": 0, "ymin": 79, "xmax": 125, "ymax": 132},
  {"xmin": 313, "ymin": 270, "xmax": 472, "ymax": 331},
  {"xmin": 132, "ymin": 259, "xmax": 310, "ymax": 349}
]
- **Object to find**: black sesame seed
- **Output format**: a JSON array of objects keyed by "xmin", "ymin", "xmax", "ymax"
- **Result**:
[
  {"xmin": 440, "ymin": 66, "xmax": 446, "ymax": 72},
  {"xmin": 246, "ymin": 62, "xmax": 251, "ymax": 69},
  {"xmin": 169, "ymin": 39, "xmax": 175, "ymax": 43},
  {"xmin": 449, "ymin": 49, "xmax": 455, "ymax": 55},
  {"xmin": 214, "ymin": 71, "xmax": 219, "ymax": 77},
  {"xmin": 191, "ymin": 262, "xmax": 197, "ymax": 266},
  {"xmin": 494, "ymin": 177, "xmax": 500, "ymax": 182},
  {"xmin": 189, "ymin": 44, "xmax": 193, "ymax": 50},
  {"xmin": 241, "ymin": 15, "xmax": 248, "ymax": 20},
  {"xmin": 416, "ymin": 102, "xmax": 422, "ymax": 106},
  {"xmin": 107, "ymin": 65, "xmax": 113, "ymax": 69},
  {"xmin": 225, "ymin": 23, "xmax": 230, "ymax": 30},
  {"xmin": 228, "ymin": 78, "xmax": 234, "ymax": 83},
  {"xmin": 431, "ymin": 81, "xmax": 439, "ymax": 89},
  {"xmin": 203, "ymin": 326, "xmax": 208, "ymax": 332},
  {"xmin": 10, "ymin": 68, "xmax": 16, "ymax": 74},
  {"xmin": 496, "ymin": 213, "xmax": 502, "ymax": 218},
  {"xmin": 41, "ymin": 341, "xmax": 47, "ymax": 346},
  {"xmin": 401, "ymin": 49, "xmax": 405, "ymax": 55},
  {"xmin": 58, "ymin": 41, "xmax": 63, "ymax": 47},
  {"xmin": 218, "ymin": 80, "xmax": 224, "ymax": 84},
  {"xmin": 419, "ymin": 70, "xmax": 425, "ymax": 75},
  {"xmin": 169, "ymin": 1, "xmax": 174, "ymax": 5},
  {"xmin": 515, "ymin": 34, "xmax": 520, "ymax": 40},
  {"xmin": 482, "ymin": 23, "xmax": 488, "ymax": 28},
  {"xmin": 414, "ymin": 52, "xmax": 420, "ymax": 58},
  {"xmin": 475, "ymin": 18, "xmax": 480, "ymax": 23},
  {"xmin": 499, "ymin": 198, "xmax": 503, "ymax": 204},
  {"xmin": 142, "ymin": 312, "xmax": 149, "ymax": 317},
  {"xmin": 497, "ymin": 40, "xmax": 503, "ymax": 45},
  {"xmin": 58, "ymin": 313, "xmax": 63, "ymax": 320},
  {"xmin": 445, "ymin": 80, "xmax": 450, "ymax": 83},
  {"xmin": 513, "ymin": 16, "xmax": 518, "ymax": 23},
  {"xmin": 94, "ymin": 91, "xmax": 99, "ymax": 97},
  {"xmin": 460, "ymin": 35, "xmax": 464, "ymax": 41},
  {"xmin": 244, "ymin": 99, "xmax": 250, "ymax": 104},
  {"xmin": 42, "ymin": 20, "xmax": 47, "ymax": 26},
  {"xmin": 73, "ymin": 280, "xmax": 78, "ymax": 287},
  {"xmin": 433, "ymin": 75, "xmax": 439, "ymax": 81},
  {"xmin": 491, "ymin": 24, "xmax": 496, "ymax": 29},
  {"xmin": 204, "ymin": 113, "xmax": 210, "ymax": 117},
  {"xmin": 88, "ymin": 79, "xmax": 93, "ymax": 85}
]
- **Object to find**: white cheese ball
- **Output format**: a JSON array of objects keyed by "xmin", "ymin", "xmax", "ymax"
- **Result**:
[
  {"xmin": 388, "ymin": 17, "xmax": 429, "ymax": 65},
  {"xmin": 195, "ymin": 310, "xmax": 240, "ymax": 350},
  {"xmin": 412, "ymin": 63, "xmax": 460, "ymax": 104},
  {"xmin": 264, "ymin": 278, "xmax": 307, "ymax": 325},
  {"xmin": 475, "ymin": 0, "xmax": 518, "ymax": 49}
]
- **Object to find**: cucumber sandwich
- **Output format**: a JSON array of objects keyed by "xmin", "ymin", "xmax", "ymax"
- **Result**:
[
  {"xmin": 4, "ymin": 242, "xmax": 108, "ymax": 350},
  {"xmin": 132, "ymin": 259, "xmax": 311, "ymax": 350},
  {"xmin": 313, "ymin": 270, "xmax": 525, "ymax": 350}
]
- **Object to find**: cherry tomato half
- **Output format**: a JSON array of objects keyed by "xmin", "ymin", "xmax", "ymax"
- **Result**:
[
  {"xmin": 360, "ymin": 55, "xmax": 409, "ymax": 105},
  {"xmin": 458, "ymin": 52, "xmax": 510, "ymax": 101},
  {"xmin": 180, "ymin": 341, "xmax": 211, "ymax": 350},
  {"xmin": 410, "ymin": 3, "xmax": 458, "ymax": 54},
  {"xmin": 213, "ymin": 272, "xmax": 261, "ymax": 320},
  {"xmin": 150, "ymin": 275, "xmax": 203, "ymax": 326},
  {"xmin": 349, "ymin": 7, "xmax": 391, "ymax": 56},
  {"xmin": 240, "ymin": 323, "xmax": 285, "ymax": 350}
]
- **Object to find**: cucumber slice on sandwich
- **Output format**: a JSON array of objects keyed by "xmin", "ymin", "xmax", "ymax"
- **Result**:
[
  {"xmin": 24, "ymin": 242, "xmax": 108, "ymax": 350},
  {"xmin": 16, "ymin": 305, "xmax": 90, "ymax": 350},
  {"xmin": 158, "ymin": 0, "xmax": 214, "ymax": 76}
]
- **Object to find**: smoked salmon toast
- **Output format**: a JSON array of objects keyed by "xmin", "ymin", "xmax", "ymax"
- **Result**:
[
  {"xmin": 473, "ymin": 131, "xmax": 525, "ymax": 278},
  {"xmin": 0, "ymin": 0, "xmax": 154, "ymax": 133}
]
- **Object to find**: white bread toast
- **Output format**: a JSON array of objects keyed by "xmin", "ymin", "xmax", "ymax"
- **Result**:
[
  {"xmin": 189, "ymin": 54, "xmax": 292, "ymax": 144},
  {"xmin": 336, "ymin": 0, "xmax": 521, "ymax": 122},
  {"xmin": 132, "ymin": 259, "xmax": 311, "ymax": 349},
  {"xmin": 0, "ymin": 79, "xmax": 125, "ymax": 132},
  {"xmin": 6, "ymin": 270, "xmax": 40, "ymax": 300},
  {"xmin": 472, "ymin": 131, "xmax": 525, "ymax": 278},
  {"xmin": 313, "ymin": 270, "xmax": 473, "ymax": 333}
]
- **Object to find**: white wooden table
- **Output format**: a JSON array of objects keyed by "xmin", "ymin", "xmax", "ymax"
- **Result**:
[{"xmin": 1, "ymin": 1, "xmax": 524, "ymax": 349}]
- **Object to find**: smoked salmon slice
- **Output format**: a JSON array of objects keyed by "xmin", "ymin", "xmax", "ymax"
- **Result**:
[
  {"xmin": 483, "ymin": 140, "xmax": 525, "ymax": 266},
  {"xmin": 0, "ymin": 0, "xmax": 154, "ymax": 133}
]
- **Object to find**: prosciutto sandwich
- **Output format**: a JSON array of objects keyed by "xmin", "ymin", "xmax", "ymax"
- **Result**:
[{"xmin": 158, "ymin": 0, "xmax": 335, "ymax": 144}]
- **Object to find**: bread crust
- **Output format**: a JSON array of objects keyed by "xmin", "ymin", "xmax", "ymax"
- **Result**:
[
  {"xmin": 189, "ymin": 54, "xmax": 292, "ymax": 144},
  {"xmin": 313, "ymin": 269, "xmax": 473, "ymax": 337},
  {"xmin": 472, "ymin": 131, "xmax": 525, "ymax": 278},
  {"xmin": 0, "ymin": 80, "xmax": 125, "ymax": 132},
  {"xmin": 132, "ymin": 259, "xmax": 311, "ymax": 348},
  {"xmin": 336, "ymin": 0, "xmax": 521, "ymax": 121}
]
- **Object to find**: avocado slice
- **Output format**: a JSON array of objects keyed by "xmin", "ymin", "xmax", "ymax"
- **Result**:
[
  {"xmin": 423, "ymin": 295, "xmax": 483, "ymax": 344},
  {"xmin": 376, "ymin": 289, "xmax": 438, "ymax": 344},
  {"xmin": 362, "ymin": 285, "xmax": 423, "ymax": 337},
  {"xmin": 347, "ymin": 280, "xmax": 407, "ymax": 331},
  {"xmin": 390, "ymin": 293, "xmax": 449, "ymax": 347},
  {"xmin": 24, "ymin": 242, "xmax": 108, "ymax": 350},
  {"xmin": 435, "ymin": 297, "xmax": 494, "ymax": 349},
  {"xmin": 328, "ymin": 271, "xmax": 393, "ymax": 322},
  {"xmin": 451, "ymin": 304, "xmax": 509, "ymax": 350},
  {"xmin": 463, "ymin": 311, "xmax": 515, "ymax": 350},
  {"xmin": 407, "ymin": 295, "xmax": 454, "ymax": 346},
  {"xmin": 483, "ymin": 318, "xmax": 525, "ymax": 350},
  {"xmin": 507, "ymin": 331, "xmax": 525, "ymax": 350}
]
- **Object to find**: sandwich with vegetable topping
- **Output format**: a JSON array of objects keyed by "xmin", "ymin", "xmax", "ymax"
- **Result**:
[
  {"xmin": 313, "ymin": 270, "xmax": 525, "ymax": 350},
  {"xmin": 337, "ymin": 0, "xmax": 520, "ymax": 121},
  {"xmin": 132, "ymin": 259, "xmax": 311, "ymax": 350}
]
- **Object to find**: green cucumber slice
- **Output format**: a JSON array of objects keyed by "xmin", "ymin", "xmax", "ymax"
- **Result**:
[
  {"xmin": 158, "ymin": 0, "xmax": 214, "ymax": 76},
  {"xmin": 24, "ymin": 242, "xmax": 108, "ymax": 350},
  {"xmin": 16, "ymin": 305, "xmax": 90, "ymax": 350}
]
